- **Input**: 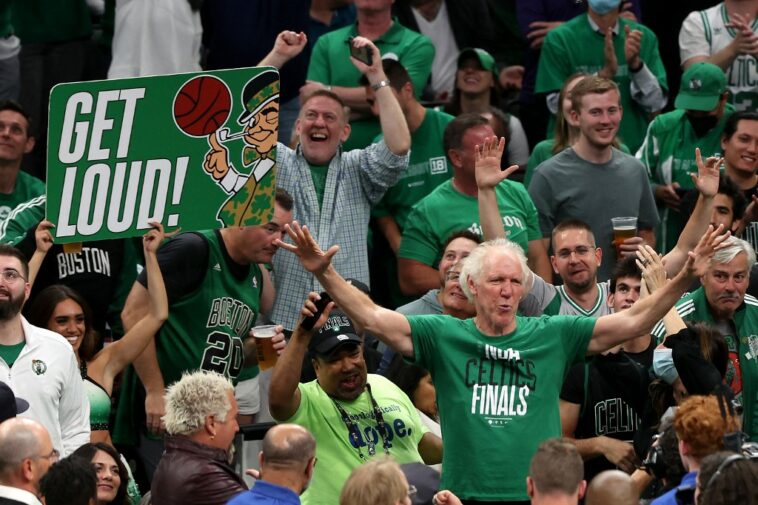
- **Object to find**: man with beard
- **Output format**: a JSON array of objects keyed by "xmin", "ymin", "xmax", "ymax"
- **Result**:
[
  {"xmin": 269, "ymin": 298, "xmax": 442, "ymax": 505},
  {"xmin": 651, "ymin": 236, "xmax": 758, "ymax": 440},
  {"xmin": 637, "ymin": 62, "xmax": 734, "ymax": 253},
  {"xmin": 0, "ymin": 245, "xmax": 88, "ymax": 456}
]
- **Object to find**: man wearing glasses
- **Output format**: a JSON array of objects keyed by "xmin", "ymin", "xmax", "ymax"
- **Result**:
[
  {"xmin": 0, "ymin": 245, "xmax": 88, "ymax": 457},
  {"xmin": 0, "ymin": 417, "xmax": 59, "ymax": 505}
]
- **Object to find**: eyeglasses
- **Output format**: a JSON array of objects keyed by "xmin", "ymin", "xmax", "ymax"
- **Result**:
[
  {"xmin": 408, "ymin": 485, "xmax": 418, "ymax": 498},
  {"xmin": 0, "ymin": 269, "xmax": 25, "ymax": 283},
  {"xmin": 555, "ymin": 246, "xmax": 595, "ymax": 259},
  {"xmin": 32, "ymin": 448, "xmax": 59, "ymax": 463}
]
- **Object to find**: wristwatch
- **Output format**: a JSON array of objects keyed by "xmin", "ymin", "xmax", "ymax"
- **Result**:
[{"xmin": 371, "ymin": 80, "xmax": 391, "ymax": 91}]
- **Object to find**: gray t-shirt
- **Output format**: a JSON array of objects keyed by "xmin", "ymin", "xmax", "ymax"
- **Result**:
[{"xmin": 528, "ymin": 147, "xmax": 659, "ymax": 281}]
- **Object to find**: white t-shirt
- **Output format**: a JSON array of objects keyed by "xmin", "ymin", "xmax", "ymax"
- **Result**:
[
  {"xmin": 679, "ymin": 2, "xmax": 758, "ymax": 112},
  {"xmin": 412, "ymin": 2, "xmax": 459, "ymax": 97}
]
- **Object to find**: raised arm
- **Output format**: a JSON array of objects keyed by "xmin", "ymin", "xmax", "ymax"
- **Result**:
[
  {"xmin": 590, "ymin": 225, "xmax": 728, "ymax": 353},
  {"xmin": 97, "ymin": 223, "xmax": 170, "ymax": 388},
  {"xmin": 257, "ymin": 30, "xmax": 308, "ymax": 69},
  {"xmin": 351, "ymin": 37, "xmax": 410, "ymax": 156},
  {"xmin": 28, "ymin": 220, "xmax": 54, "ymax": 287},
  {"xmin": 269, "ymin": 292, "xmax": 334, "ymax": 421},
  {"xmin": 476, "ymin": 136, "xmax": 535, "ymax": 289},
  {"xmin": 276, "ymin": 222, "xmax": 414, "ymax": 356},
  {"xmin": 121, "ymin": 282, "xmax": 165, "ymax": 435},
  {"xmin": 662, "ymin": 148, "xmax": 721, "ymax": 276}
]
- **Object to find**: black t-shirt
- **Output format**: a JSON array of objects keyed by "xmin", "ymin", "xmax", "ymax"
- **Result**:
[{"xmin": 561, "ymin": 338, "xmax": 654, "ymax": 482}]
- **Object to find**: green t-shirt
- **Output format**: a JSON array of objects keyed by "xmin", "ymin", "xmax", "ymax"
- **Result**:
[
  {"xmin": 0, "ymin": 341, "xmax": 25, "ymax": 367},
  {"xmin": 637, "ymin": 106, "xmax": 733, "ymax": 253},
  {"xmin": 0, "ymin": 172, "xmax": 45, "ymax": 222},
  {"xmin": 525, "ymin": 139, "xmax": 631, "ymax": 189},
  {"xmin": 535, "ymin": 15, "xmax": 668, "ymax": 153},
  {"xmin": 651, "ymin": 288, "xmax": 758, "ymax": 440},
  {"xmin": 398, "ymin": 179, "xmax": 541, "ymax": 267},
  {"xmin": 372, "ymin": 108, "xmax": 454, "ymax": 230},
  {"xmin": 307, "ymin": 19, "xmax": 434, "ymax": 151},
  {"xmin": 309, "ymin": 164, "xmax": 330, "ymax": 210},
  {"xmin": 284, "ymin": 374, "xmax": 428, "ymax": 505},
  {"xmin": 408, "ymin": 315, "xmax": 595, "ymax": 501}
]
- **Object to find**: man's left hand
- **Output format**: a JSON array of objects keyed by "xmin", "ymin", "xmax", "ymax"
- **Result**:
[
  {"xmin": 617, "ymin": 236, "xmax": 646, "ymax": 258},
  {"xmin": 691, "ymin": 147, "xmax": 722, "ymax": 198},
  {"xmin": 624, "ymin": 25, "xmax": 643, "ymax": 70}
]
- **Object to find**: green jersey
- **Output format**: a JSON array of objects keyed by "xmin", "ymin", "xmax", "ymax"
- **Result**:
[
  {"xmin": 525, "ymin": 140, "xmax": 631, "ymax": 189},
  {"xmin": 307, "ymin": 19, "xmax": 434, "ymax": 151},
  {"xmin": 113, "ymin": 231, "xmax": 262, "ymax": 445},
  {"xmin": 520, "ymin": 277, "xmax": 613, "ymax": 318},
  {"xmin": 284, "ymin": 374, "xmax": 428, "ymax": 505},
  {"xmin": 651, "ymin": 288, "xmax": 758, "ymax": 439},
  {"xmin": 398, "ymin": 179, "xmax": 541, "ymax": 267},
  {"xmin": 637, "ymin": 107, "xmax": 733, "ymax": 252},
  {"xmin": 372, "ymin": 108, "xmax": 454, "ymax": 230},
  {"xmin": 536, "ymin": 15, "xmax": 668, "ymax": 153},
  {"xmin": 0, "ymin": 172, "xmax": 45, "ymax": 222},
  {"xmin": 408, "ymin": 315, "xmax": 595, "ymax": 501}
]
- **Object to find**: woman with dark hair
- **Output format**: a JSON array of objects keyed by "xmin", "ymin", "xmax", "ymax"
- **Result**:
[
  {"xmin": 73, "ymin": 443, "xmax": 130, "ymax": 505},
  {"xmin": 444, "ymin": 48, "xmax": 529, "ymax": 172},
  {"xmin": 27, "ymin": 221, "xmax": 169, "ymax": 445}
]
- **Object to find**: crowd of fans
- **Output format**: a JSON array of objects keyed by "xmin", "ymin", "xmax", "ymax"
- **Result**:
[{"xmin": 0, "ymin": 0, "xmax": 757, "ymax": 504}]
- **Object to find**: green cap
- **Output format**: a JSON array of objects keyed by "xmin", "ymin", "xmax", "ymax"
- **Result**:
[
  {"xmin": 674, "ymin": 62, "xmax": 727, "ymax": 112},
  {"xmin": 457, "ymin": 48, "xmax": 497, "ymax": 76}
]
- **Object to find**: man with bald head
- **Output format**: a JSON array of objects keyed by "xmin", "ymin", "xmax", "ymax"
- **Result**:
[
  {"xmin": 0, "ymin": 418, "xmax": 57, "ymax": 505},
  {"xmin": 585, "ymin": 470, "xmax": 637, "ymax": 505},
  {"xmin": 229, "ymin": 424, "xmax": 317, "ymax": 505}
]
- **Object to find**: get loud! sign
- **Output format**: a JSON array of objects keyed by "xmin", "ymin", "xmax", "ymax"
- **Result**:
[{"xmin": 46, "ymin": 67, "xmax": 280, "ymax": 243}]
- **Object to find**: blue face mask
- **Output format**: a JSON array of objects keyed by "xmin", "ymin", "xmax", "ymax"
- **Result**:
[{"xmin": 587, "ymin": 0, "xmax": 622, "ymax": 15}]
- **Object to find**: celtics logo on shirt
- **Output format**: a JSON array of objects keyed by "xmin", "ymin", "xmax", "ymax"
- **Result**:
[{"xmin": 467, "ymin": 344, "xmax": 537, "ymax": 426}]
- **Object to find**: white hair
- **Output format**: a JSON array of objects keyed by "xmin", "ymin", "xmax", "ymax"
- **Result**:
[
  {"xmin": 459, "ymin": 239, "xmax": 529, "ymax": 302},
  {"xmin": 163, "ymin": 370, "xmax": 234, "ymax": 436},
  {"xmin": 711, "ymin": 236, "xmax": 757, "ymax": 269}
]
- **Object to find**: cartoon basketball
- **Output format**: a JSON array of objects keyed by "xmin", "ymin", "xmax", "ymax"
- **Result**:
[{"xmin": 173, "ymin": 75, "xmax": 232, "ymax": 137}]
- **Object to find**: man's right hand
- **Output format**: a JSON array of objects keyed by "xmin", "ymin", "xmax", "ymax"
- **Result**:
[
  {"xmin": 475, "ymin": 136, "xmax": 518, "ymax": 190},
  {"xmin": 205, "ymin": 132, "xmax": 230, "ymax": 181},
  {"xmin": 598, "ymin": 30, "xmax": 618, "ymax": 79},
  {"xmin": 599, "ymin": 436, "xmax": 640, "ymax": 474},
  {"xmin": 145, "ymin": 390, "xmax": 166, "ymax": 435},
  {"xmin": 654, "ymin": 183, "xmax": 682, "ymax": 210},
  {"xmin": 727, "ymin": 13, "xmax": 758, "ymax": 57}
]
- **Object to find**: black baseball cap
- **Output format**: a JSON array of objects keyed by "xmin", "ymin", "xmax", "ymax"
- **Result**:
[
  {"xmin": 0, "ymin": 382, "xmax": 29, "ymax": 423},
  {"xmin": 309, "ymin": 310, "xmax": 362, "ymax": 357}
]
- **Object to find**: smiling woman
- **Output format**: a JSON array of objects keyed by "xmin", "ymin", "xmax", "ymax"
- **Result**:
[{"xmin": 72, "ymin": 443, "xmax": 129, "ymax": 505}]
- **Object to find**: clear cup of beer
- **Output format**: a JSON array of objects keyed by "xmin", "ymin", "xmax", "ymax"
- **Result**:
[
  {"xmin": 611, "ymin": 217, "xmax": 638, "ymax": 257},
  {"xmin": 251, "ymin": 325, "xmax": 279, "ymax": 371}
]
